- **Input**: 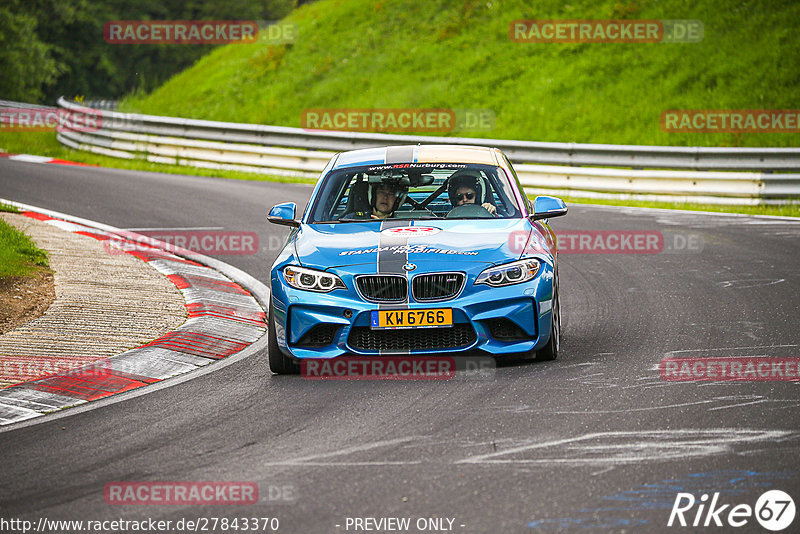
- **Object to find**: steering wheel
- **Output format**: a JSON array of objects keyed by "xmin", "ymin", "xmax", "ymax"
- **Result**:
[{"xmin": 445, "ymin": 203, "xmax": 493, "ymax": 218}]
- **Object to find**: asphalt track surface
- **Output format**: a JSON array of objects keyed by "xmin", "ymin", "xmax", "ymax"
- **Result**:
[{"xmin": 1, "ymin": 159, "xmax": 799, "ymax": 533}]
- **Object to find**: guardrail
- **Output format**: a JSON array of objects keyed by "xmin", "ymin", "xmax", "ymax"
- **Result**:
[
  {"xmin": 83, "ymin": 99, "xmax": 117, "ymax": 110},
  {"xmin": 4, "ymin": 98, "xmax": 799, "ymax": 204},
  {"xmin": 0, "ymin": 99, "xmax": 53, "ymax": 109}
]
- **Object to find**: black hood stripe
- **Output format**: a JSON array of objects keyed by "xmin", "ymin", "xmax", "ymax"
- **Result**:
[
  {"xmin": 377, "ymin": 219, "xmax": 411, "ymax": 281},
  {"xmin": 377, "ymin": 219, "xmax": 412, "ymax": 356}
]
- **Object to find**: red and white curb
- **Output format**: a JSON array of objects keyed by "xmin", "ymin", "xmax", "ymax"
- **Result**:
[
  {"xmin": 0, "ymin": 201, "xmax": 268, "ymax": 426},
  {"xmin": 0, "ymin": 151, "xmax": 93, "ymax": 167}
]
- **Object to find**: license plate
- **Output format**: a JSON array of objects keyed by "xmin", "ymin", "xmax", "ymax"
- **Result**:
[{"xmin": 370, "ymin": 309, "xmax": 452, "ymax": 329}]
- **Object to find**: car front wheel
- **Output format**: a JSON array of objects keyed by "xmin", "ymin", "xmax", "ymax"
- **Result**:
[
  {"xmin": 268, "ymin": 302, "xmax": 299, "ymax": 375},
  {"xmin": 535, "ymin": 282, "xmax": 560, "ymax": 362}
]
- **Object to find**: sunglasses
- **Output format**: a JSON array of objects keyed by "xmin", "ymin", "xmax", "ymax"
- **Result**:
[{"xmin": 457, "ymin": 192, "xmax": 476, "ymax": 200}]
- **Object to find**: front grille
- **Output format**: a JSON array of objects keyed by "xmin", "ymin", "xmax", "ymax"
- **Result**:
[
  {"xmin": 486, "ymin": 318, "xmax": 534, "ymax": 341},
  {"xmin": 356, "ymin": 275, "xmax": 407, "ymax": 302},
  {"xmin": 412, "ymin": 273, "xmax": 464, "ymax": 301},
  {"xmin": 295, "ymin": 324, "xmax": 339, "ymax": 347},
  {"xmin": 348, "ymin": 324, "xmax": 476, "ymax": 352}
]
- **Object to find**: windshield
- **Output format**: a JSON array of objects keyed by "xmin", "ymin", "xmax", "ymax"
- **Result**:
[{"xmin": 307, "ymin": 163, "xmax": 522, "ymax": 223}]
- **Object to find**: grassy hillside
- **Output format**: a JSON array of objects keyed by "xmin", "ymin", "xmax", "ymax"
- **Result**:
[
  {"xmin": 124, "ymin": 0, "xmax": 800, "ymax": 147},
  {"xmin": 0, "ymin": 215, "xmax": 49, "ymax": 278}
]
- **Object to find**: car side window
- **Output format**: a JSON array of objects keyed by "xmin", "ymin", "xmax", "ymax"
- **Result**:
[{"xmin": 332, "ymin": 180, "xmax": 354, "ymax": 220}]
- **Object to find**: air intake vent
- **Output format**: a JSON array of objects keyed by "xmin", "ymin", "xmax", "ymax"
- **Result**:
[
  {"xmin": 412, "ymin": 273, "xmax": 464, "ymax": 301},
  {"xmin": 348, "ymin": 324, "xmax": 476, "ymax": 352},
  {"xmin": 356, "ymin": 275, "xmax": 408, "ymax": 302},
  {"xmin": 295, "ymin": 324, "xmax": 339, "ymax": 347},
  {"xmin": 486, "ymin": 318, "xmax": 533, "ymax": 341}
]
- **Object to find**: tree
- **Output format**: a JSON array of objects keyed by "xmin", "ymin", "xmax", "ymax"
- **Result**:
[
  {"xmin": 0, "ymin": 6, "xmax": 58, "ymax": 102},
  {"xmin": 0, "ymin": 0, "xmax": 299, "ymax": 104}
]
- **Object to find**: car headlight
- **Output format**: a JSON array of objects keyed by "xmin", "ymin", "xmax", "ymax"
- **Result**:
[
  {"xmin": 283, "ymin": 265, "xmax": 346, "ymax": 292},
  {"xmin": 475, "ymin": 259, "xmax": 540, "ymax": 287}
]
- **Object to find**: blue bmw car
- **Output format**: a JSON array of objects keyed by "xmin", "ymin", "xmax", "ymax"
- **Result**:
[{"xmin": 267, "ymin": 145, "xmax": 567, "ymax": 374}]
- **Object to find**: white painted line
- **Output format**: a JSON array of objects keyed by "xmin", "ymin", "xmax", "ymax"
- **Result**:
[
  {"xmin": 718, "ymin": 278, "xmax": 785, "ymax": 289},
  {"xmin": 456, "ymin": 429, "xmax": 794, "ymax": 465},
  {"xmin": 44, "ymin": 219, "xmax": 101, "ymax": 233},
  {"xmin": 8, "ymin": 154, "xmax": 54, "ymax": 163},
  {"xmin": 261, "ymin": 437, "xmax": 421, "ymax": 466}
]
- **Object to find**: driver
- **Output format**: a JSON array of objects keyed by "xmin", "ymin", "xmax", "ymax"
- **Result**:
[
  {"xmin": 370, "ymin": 182, "xmax": 400, "ymax": 219},
  {"xmin": 447, "ymin": 173, "xmax": 497, "ymax": 215}
]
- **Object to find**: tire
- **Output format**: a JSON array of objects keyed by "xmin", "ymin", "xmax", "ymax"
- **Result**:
[
  {"xmin": 268, "ymin": 302, "xmax": 299, "ymax": 375},
  {"xmin": 535, "ymin": 278, "xmax": 560, "ymax": 362}
]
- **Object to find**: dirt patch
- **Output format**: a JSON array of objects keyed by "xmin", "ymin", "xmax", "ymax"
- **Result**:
[{"xmin": 0, "ymin": 269, "xmax": 55, "ymax": 335}]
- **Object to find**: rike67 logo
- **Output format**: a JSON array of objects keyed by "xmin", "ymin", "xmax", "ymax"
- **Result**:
[{"xmin": 668, "ymin": 490, "xmax": 795, "ymax": 531}]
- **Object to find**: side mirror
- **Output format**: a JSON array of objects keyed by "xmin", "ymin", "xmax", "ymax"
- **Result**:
[
  {"xmin": 531, "ymin": 196, "xmax": 567, "ymax": 221},
  {"xmin": 267, "ymin": 202, "xmax": 300, "ymax": 227}
]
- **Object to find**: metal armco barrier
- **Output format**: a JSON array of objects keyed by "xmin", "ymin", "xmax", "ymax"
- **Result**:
[{"xmin": 10, "ymin": 98, "xmax": 800, "ymax": 204}]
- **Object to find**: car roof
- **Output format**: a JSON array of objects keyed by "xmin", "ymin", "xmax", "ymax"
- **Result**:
[{"xmin": 331, "ymin": 145, "xmax": 500, "ymax": 170}]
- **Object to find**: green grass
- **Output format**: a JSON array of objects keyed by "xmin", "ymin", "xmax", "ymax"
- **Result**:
[
  {"xmin": 0, "ymin": 218, "xmax": 49, "ymax": 278},
  {"xmin": 0, "ymin": 203, "xmax": 21, "ymax": 213},
  {"xmin": 123, "ymin": 0, "xmax": 800, "ymax": 148},
  {"xmin": 536, "ymin": 195, "xmax": 800, "ymax": 218},
  {"xmin": 0, "ymin": 131, "xmax": 316, "ymax": 185}
]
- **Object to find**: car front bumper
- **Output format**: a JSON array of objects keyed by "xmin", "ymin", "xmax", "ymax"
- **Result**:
[{"xmin": 270, "ymin": 264, "xmax": 556, "ymax": 359}]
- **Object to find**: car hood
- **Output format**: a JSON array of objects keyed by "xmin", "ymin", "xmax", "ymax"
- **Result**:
[{"xmin": 294, "ymin": 219, "xmax": 536, "ymax": 271}]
